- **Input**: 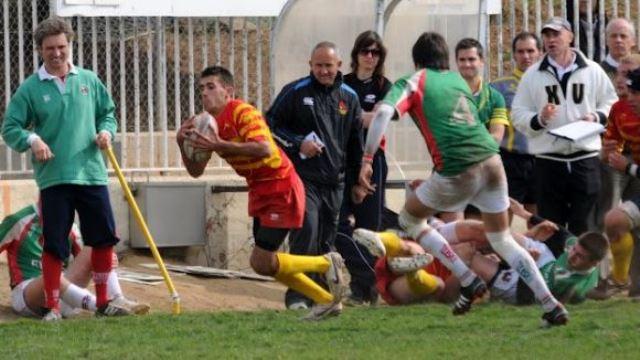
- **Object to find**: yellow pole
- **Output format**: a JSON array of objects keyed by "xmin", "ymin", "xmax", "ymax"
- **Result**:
[{"xmin": 104, "ymin": 147, "xmax": 181, "ymax": 314}]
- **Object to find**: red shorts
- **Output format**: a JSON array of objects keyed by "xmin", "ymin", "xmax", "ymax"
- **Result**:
[
  {"xmin": 248, "ymin": 172, "xmax": 305, "ymax": 229},
  {"xmin": 375, "ymin": 257, "xmax": 451, "ymax": 306}
]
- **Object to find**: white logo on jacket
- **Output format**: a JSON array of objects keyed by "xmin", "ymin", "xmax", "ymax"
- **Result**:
[
  {"xmin": 43, "ymin": 94, "xmax": 51, "ymax": 103},
  {"xmin": 364, "ymin": 94, "xmax": 376, "ymax": 103},
  {"xmin": 303, "ymin": 97, "xmax": 314, "ymax": 106}
]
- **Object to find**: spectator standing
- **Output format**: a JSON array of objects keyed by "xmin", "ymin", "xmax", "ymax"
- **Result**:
[
  {"xmin": 336, "ymin": 30, "xmax": 392, "ymax": 306},
  {"xmin": 267, "ymin": 42, "xmax": 364, "ymax": 309},
  {"xmin": 491, "ymin": 32, "xmax": 543, "ymax": 220},
  {"xmin": 2, "ymin": 17, "xmax": 126, "ymax": 320},
  {"xmin": 512, "ymin": 17, "xmax": 617, "ymax": 256}
]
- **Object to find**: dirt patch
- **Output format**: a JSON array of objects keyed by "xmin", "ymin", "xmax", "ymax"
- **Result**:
[{"xmin": 0, "ymin": 253, "xmax": 286, "ymax": 322}]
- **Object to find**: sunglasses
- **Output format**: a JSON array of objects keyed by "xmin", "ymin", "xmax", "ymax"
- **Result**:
[{"xmin": 359, "ymin": 48, "xmax": 381, "ymax": 56}]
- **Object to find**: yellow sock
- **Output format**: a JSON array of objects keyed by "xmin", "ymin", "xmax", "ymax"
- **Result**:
[
  {"xmin": 275, "ymin": 253, "xmax": 329, "ymax": 277},
  {"xmin": 611, "ymin": 232, "xmax": 634, "ymax": 285},
  {"xmin": 379, "ymin": 231, "xmax": 405, "ymax": 257},
  {"xmin": 275, "ymin": 272, "xmax": 333, "ymax": 304},
  {"xmin": 406, "ymin": 269, "xmax": 440, "ymax": 296}
]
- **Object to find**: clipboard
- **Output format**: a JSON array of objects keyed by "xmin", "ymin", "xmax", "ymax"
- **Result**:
[{"xmin": 547, "ymin": 120, "xmax": 605, "ymax": 142}]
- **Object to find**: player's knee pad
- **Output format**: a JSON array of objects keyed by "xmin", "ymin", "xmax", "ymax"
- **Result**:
[
  {"xmin": 398, "ymin": 208, "xmax": 429, "ymax": 240},
  {"xmin": 407, "ymin": 269, "xmax": 440, "ymax": 296}
]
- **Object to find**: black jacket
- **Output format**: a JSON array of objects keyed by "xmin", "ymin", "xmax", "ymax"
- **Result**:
[{"xmin": 267, "ymin": 72, "xmax": 363, "ymax": 187}]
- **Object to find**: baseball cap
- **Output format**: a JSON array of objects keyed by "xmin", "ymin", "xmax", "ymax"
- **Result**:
[
  {"xmin": 626, "ymin": 68, "xmax": 640, "ymax": 91},
  {"xmin": 541, "ymin": 17, "xmax": 572, "ymax": 33}
]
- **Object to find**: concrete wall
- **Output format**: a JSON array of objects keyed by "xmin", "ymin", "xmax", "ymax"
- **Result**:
[{"xmin": 0, "ymin": 177, "xmax": 410, "ymax": 271}]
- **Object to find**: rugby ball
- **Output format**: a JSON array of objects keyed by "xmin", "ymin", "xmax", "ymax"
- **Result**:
[{"xmin": 182, "ymin": 112, "xmax": 217, "ymax": 163}]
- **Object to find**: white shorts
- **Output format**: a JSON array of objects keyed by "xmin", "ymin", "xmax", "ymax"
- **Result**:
[
  {"xmin": 11, "ymin": 279, "xmax": 39, "ymax": 317},
  {"xmin": 620, "ymin": 200, "xmax": 640, "ymax": 229},
  {"xmin": 415, "ymin": 155, "xmax": 509, "ymax": 214},
  {"xmin": 490, "ymin": 268, "xmax": 519, "ymax": 304}
]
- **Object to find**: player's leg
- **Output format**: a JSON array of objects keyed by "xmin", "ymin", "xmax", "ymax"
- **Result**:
[
  {"xmin": 604, "ymin": 200, "xmax": 639, "ymax": 286},
  {"xmin": 40, "ymin": 185, "xmax": 76, "ymax": 320},
  {"xmin": 18, "ymin": 273, "xmax": 95, "ymax": 319},
  {"xmin": 474, "ymin": 155, "xmax": 567, "ymax": 326},
  {"xmin": 407, "ymin": 172, "xmax": 488, "ymax": 314},
  {"xmin": 387, "ymin": 270, "xmax": 443, "ymax": 305},
  {"xmin": 285, "ymin": 183, "xmax": 322, "ymax": 309},
  {"xmin": 64, "ymin": 247, "xmax": 93, "ymax": 287},
  {"xmin": 17, "ymin": 278, "xmax": 46, "ymax": 318},
  {"xmin": 75, "ymin": 185, "xmax": 128, "ymax": 317},
  {"xmin": 252, "ymin": 175, "xmax": 345, "ymax": 319},
  {"xmin": 468, "ymin": 252, "xmax": 501, "ymax": 287},
  {"xmin": 439, "ymin": 220, "xmax": 489, "ymax": 247},
  {"xmin": 63, "ymin": 246, "xmax": 149, "ymax": 314},
  {"xmin": 251, "ymin": 227, "xmax": 335, "ymax": 303}
]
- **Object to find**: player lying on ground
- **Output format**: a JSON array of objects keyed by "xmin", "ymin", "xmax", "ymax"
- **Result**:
[
  {"xmin": 177, "ymin": 65, "xmax": 346, "ymax": 321},
  {"xmin": 353, "ymin": 200, "xmax": 608, "ymax": 317},
  {"xmin": 0, "ymin": 204, "xmax": 149, "ymax": 319}
]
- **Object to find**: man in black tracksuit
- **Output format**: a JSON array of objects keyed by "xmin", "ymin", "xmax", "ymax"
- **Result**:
[{"xmin": 267, "ymin": 41, "xmax": 364, "ymax": 308}]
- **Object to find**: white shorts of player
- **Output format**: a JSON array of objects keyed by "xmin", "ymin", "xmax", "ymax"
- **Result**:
[
  {"xmin": 414, "ymin": 154, "xmax": 509, "ymax": 213},
  {"xmin": 11, "ymin": 278, "xmax": 39, "ymax": 317},
  {"xmin": 620, "ymin": 200, "xmax": 640, "ymax": 228}
]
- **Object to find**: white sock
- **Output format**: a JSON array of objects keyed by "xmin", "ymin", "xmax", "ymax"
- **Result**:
[
  {"xmin": 107, "ymin": 270, "xmax": 123, "ymax": 299},
  {"xmin": 486, "ymin": 230, "xmax": 559, "ymax": 312},
  {"xmin": 61, "ymin": 283, "xmax": 96, "ymax": 311},
  {"xmin": 418, "ymin": 228, "xmax": 475, "ymax": 286}
]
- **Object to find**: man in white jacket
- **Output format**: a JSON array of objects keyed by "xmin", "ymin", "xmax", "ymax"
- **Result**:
[{"xmin": 512, "ymin": 17, "xmax": 617, "ymax": 257}]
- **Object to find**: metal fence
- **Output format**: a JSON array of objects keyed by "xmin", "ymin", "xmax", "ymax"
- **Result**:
[
  {"xmin": 0, "ymin": 0, "xmax": 273, "ymax": 176},
  {"xmin": 0, "ymin": 0, "xmax": 638, "ymax": 178}
]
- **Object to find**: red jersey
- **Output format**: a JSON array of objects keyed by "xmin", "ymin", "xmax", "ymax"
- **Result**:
[
  {"xmin": 216, "ymin": 99, "xmax": 294, "ymax": 186},
  {"xmin": 605, "ymin": 99, "xmax": 640, "ymax": 164}
]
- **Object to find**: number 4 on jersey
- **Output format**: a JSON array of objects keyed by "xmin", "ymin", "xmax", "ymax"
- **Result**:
[{"xmin": 451, "ymin": 95, "xmax": 476, "ymax": 126}]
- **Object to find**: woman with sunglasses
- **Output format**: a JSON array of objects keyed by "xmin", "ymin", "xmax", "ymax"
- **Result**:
[{"xmin": 335, "ymin": 30, "xmax": 392, "ymax": 306}]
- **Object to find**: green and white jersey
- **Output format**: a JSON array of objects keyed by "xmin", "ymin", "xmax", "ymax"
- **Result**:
[
  {"xmin": 538, "ymin": 237, "xmax": 599, "ymax": 304},
  {"xmin": 383, "ymin": 68, "xmax": 498, "ymax": 176},
  {"xmin": 0, "ymin": 205, "xmax": 81, "ymax": 288}
]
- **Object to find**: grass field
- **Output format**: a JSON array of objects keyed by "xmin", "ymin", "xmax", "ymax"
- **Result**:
[{"xmin": 2, "ymin": 299, "xmax": 638, "ymax": 359}]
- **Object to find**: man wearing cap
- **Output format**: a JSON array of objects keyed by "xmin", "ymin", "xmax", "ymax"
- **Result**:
[{"xmin": 512, "ymin": 17, "xmax": 617, "ymax": 257}]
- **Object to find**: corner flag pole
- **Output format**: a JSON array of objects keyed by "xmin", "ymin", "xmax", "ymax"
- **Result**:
[{"xmin": 104, "ymin": 147, "xmax": 181, "ymax": 315}]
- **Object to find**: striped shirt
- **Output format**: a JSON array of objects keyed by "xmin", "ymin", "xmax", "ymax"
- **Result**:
[
  {"xmin": 217, "ymin": 99, "xmax": 294, "ymax": 185},
  {"xmin": 604, "ymin": 98, "xmax": 640, "ymax": 164},
  {"xmin": 490, "ymin": 68, "xmax": 532, "ymax": 154}
]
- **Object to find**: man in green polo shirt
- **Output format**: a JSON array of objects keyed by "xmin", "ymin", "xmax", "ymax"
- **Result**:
[{"xmin": 2, "ymin": 16, "xmax": 127, "ymax": 320}]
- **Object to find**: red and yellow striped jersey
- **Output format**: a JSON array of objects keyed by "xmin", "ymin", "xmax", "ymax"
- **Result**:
[
  {"xmin": 605, "ymin": 98, "xmax": 640, "ymax": 164},
  {"xmin": 216, "ymin": 99, "xmax": 294, "ymax": 185}
]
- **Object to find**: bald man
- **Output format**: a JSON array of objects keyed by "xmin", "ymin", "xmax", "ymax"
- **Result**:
[{"xmin": 267, "ymin": 42, "xmax": 364, "ymax": 310}]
